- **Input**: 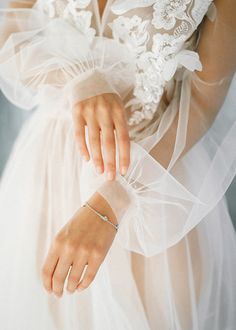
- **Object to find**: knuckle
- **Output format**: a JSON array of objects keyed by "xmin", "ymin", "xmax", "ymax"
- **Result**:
[
  {"xmin": 98, "ymin": 102, "xmax": 109, "ymax": 112},
  {"xmin": 105, "ymin": 162, "xmax": 115, "ymax": 169},
  {"xmin": 119, "ymin": 136, "xmax": 130, "ymax": 147},
  {"xmin": 105, "ymin": 165, "xmax": 116, "ymax": 174},
  {"xmin": 114, "ymin": 105, "xmax": 124, "ymax": 114},
  {"xmin": 75, "ymin": 130, "xmax": 83, "ymax": 139},
  {"xmin": 84, "ymin": 107, "xmax": 95, "ymax": 118},
  {"xmin": 92, "ymin": 156, "xmax": 102, "ymax": 163},
  {"xmin": 52, "ymin": 242, "xmax": 61, "ymax": 253},
  {"xmin": 77, "ymin": 138, "xmax": 85, "ymax": 147},
  {"xmin": 93, "ymin": 244, "xmax": 104, "ymax": 256},
  {"xmin": 101, "ymin": 122, "xmax": 113, "ymax": 130},
  {"xmin": 78, "ymin": 144, "xmax": 88, "ymax": 154},
  {"xmin": 41, "ymin": 266, "xmax": 50, "ymax": 278},
  {"xmin": 120, "ymin": 134, "xmax": 130, "ymax": 144},
  {"xmin": 85, "ymin": 273, "xmax": 95, "ymax": 283},
  {"xmin": 53, "ymin": 273, "xmax": 63, "ymax": 284},
  {"xmin": 51, "ymin": 238, "xmax": 64, "ymax": 252},
  {"xmin": 74, "ymin": 104, "xmax": 83, "ymax": 116},
  {"xmin": 105, "ymin": 137, "xmax": 115, "ymax": 146},
  {"xmin": 91, "ymin": 249, "xmax": 103, "ymax": 260},
  {"xmin": 68, "ymin": 274, "xmax": 79, "ymax": 283},
  {"xmin": 53, "ymin": 236, "xmax": 64, "ymax": 249},
  {"xmin": 64, "ymin": 243, "xmax": 76, "ymax": 255},
  {"xmin": 114, "ymin": 110, "xmax": 125, "ymax": 121},
  {"xmin": 77, "ymin": 137, "xmax": 86, "ymax": 148},
  {"xmin": 79, "ymin": 243, "xmax": 90, "ymax": 255},
  {"xmin": 79, "ymin": 147, "xmax": 88, "ymax": 156},
  {"xmin": 89, "ymin": 136, "xmax": 99, "ymax": 145}
]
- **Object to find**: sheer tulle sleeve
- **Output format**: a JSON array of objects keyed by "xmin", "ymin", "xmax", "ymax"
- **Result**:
[
  {"xmin": 0, "ymin": 1, "xmax": 136, "ymax": 110},
  {"xmin": 81, "ymin": 0, "xmax": 236, "ymax": 256},
  {"xmin": 0, "ymin": 1, "xmax": 235, "ymax": 258}
]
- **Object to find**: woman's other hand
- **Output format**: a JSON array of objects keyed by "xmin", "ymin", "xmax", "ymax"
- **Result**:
[
  {"xmin": 72, "ymin": 93, "xmax": 130, "ymax": 181},
  {"xmin": 41, "ymin": 192, "xmax": 118, "ymax": 297}
]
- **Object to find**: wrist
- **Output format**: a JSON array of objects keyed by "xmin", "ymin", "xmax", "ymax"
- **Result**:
[{"xmin": 87, "ymin": 191, "xmax": 118, "ymax": 226}]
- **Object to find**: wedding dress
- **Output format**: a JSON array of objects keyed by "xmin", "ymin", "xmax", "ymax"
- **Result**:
[{"xmin": 0, "ymin": 0, "xmax": 236, "ymax": 329}]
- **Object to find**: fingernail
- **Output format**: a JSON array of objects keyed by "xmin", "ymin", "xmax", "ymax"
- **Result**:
[
  {"xmin": 66, "ymin": 288, "xmax": 74, "ymax": 294},
  {"xmin": 55, "ymin": 292, "xmax": 63, "ymax": 298},
  {"xmin": 107, "ymin": 171, "xmax": 114, "ymax": 181},
  {"xmin": 121, "ymin": 166, "xmax": 127, "ymax": 176},
  {"xmin": 83, "ymin": 155, "xmax": 89, "ymax": 162},
  {"xmin": 96, "ymin": 166, "xmax": 103, "ymax": 174},
  {"xmin": 77, "ymin": 287, "xmax": 84, "ymax": 292}
]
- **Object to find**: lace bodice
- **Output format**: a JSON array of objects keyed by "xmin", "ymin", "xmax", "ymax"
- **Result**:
[{"xmin": 34, "ymin": 0, "xmax": 214, "ymax": 128}]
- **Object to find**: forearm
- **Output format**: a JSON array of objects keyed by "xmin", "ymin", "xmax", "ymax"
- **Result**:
[
  {"xmin": 87, "ymin": 191, "xmax": 118, "ymax": 226},
  {"xmin": 149, "ymin": 74, "xmax": 232, "ymax": 169},
  {"xmin": 85, "ymin": 157, "xmax": 144, "ymax": 225},
  {"xmin": 92, "ymin": 0, "xmax": 236, "ymax": 226},
  {"xmin": 150, "ymin": 0, "xmax": 236, "ymax": 169}
]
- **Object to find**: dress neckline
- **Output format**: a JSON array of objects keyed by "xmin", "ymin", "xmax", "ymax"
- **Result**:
[
  {"xmin": 93, "ymin": 0, "xmax": 112, "ymax": 36},
  {"xmin": 97, "ymin": 0, "xmax": 108, "ymax": 21}
]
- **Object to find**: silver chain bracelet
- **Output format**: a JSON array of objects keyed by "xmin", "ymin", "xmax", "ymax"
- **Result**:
[{"xmin": 82, "ymin": 202, "xmax": 119, "ymax": 232}]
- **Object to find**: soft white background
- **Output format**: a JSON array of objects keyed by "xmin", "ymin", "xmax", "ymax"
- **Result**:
[{"xmin": 0, "ymin": 92, "xmax": 235, "ymax": 227}]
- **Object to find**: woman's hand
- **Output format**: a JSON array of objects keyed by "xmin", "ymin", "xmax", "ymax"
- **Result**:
[
  {"xmin": 41, "ymin": 192, "xmax": 117, "ymax": 297},
  {"xmin": 72, "ymin": 93, "xmax": 130, "ymax": 181}
]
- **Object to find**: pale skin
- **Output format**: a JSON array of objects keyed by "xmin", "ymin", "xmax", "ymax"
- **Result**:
[
  {"xmin": 42, "ymin": 0, "xmax": 236, "ymax": 299},
  {"xmin": 72, "ymin": 92, "xmax": 130, "ymax": 180},
  {"xmin": 7, "ymin": 0, "xmax": 236, "ymax": 299},
  {"xmin": 37, "ymin": 0, "xmax": 235, "ymax": 296},
  {"xmin": 41, "ymin": 191, "xmax": 119, "ymax": 297},
  {"xmin": 69, "ymin": 0, "xmax": 131, "ymax": 179},
  {"xmin": 11, "ymin": 0, "xmax": 129, "ymax": 297},
  {"xmin": 41, "ymin": 91, "xmax": 130, "ymax": 297},
  {"xmin": 41, "ymin": 0, "xmax": 131, "ymax": 297},
  {"xmin": 7, "ymin": 0, "xmax": 130, "ymax": 298}
]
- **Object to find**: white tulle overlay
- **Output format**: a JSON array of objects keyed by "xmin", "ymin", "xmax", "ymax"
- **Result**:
[{"xmin": 0, "ymin": 0, "xmax": 236, "ymax": 329}]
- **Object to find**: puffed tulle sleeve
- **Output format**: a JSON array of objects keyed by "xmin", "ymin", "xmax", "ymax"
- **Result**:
[
  {"xmin": 0, "ymin": 1, "xmax": 235, "ymax": 258},
  {"xmin": 80, "ymin": 0, "xmax": 236, "ymax": 256},
  {"xmin": 0, "ymin": 1, "xmax": 136, "ymax": 110}
]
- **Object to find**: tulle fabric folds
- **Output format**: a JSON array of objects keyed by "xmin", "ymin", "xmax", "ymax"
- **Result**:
[
  {"xmin": 0, "ymin": 1, "xmax": 236, "ymax": 256},
  {"xmin": 0, "ymin": 1, "xmax": 235, "ymax": 259},
  {"xmin": 94, "ymin": 0, "xmax": 236, "ymax": 256},
  {"xmin": 0, "ymin": 4, "xmax": 136, "ymax": 110},
  {"xmin": 87, "ymin": 70, "xmax": 236, "ymax": 256},
  {"xmin": 0, "ymin": 1, "xmax": 236, "ymax": 329}
]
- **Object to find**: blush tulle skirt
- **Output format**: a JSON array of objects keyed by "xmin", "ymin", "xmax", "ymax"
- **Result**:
[{"xmin": 0, "ymin": 103, "xmax": 235, "ymax": 330}]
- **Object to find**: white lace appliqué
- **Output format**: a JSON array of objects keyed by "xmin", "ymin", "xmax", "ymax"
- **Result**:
[
  {"xmin": 108, "ymin": 15, "xmax": 150, "ymax": 55},
  {"xmin": 38, "ymin": 0, "xmax": 95, "ymax": 43},
  {"xmin": 37, "ymin": 0, "xmax": 213, "ymax": 126},
  {"xmin": 152, "ymin": 0, "xmax": 192, "ymax": 30},
  {"xmin": 110, "ymin": 0, "xmax": 210, "ymax": 125}
]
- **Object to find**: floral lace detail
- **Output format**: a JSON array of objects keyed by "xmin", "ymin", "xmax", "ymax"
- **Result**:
[
  {"xmin": 126, "ymin": 33, "xmax": 200, "ymax": 125},
  {"xmin": 63, "ymin": 6, "xmax": 95, "ymax": 43},
  {"xmin": 37, "ymin": 0, "xmax": 213, "ymax": 125},
  {"xmin": 152, "ymin": 0, "xmax": 192, "ymax": 30},
  {"xmin": 110, "ymin": 0, "xmax": 212, "ymax": 125},
  {"xmin": 37, "ymin": 0, "xmax": 95, "ymax": 43},
  {"xmin": 108, "ymin": 15, "xmax": 150, "ymax": 55}
]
